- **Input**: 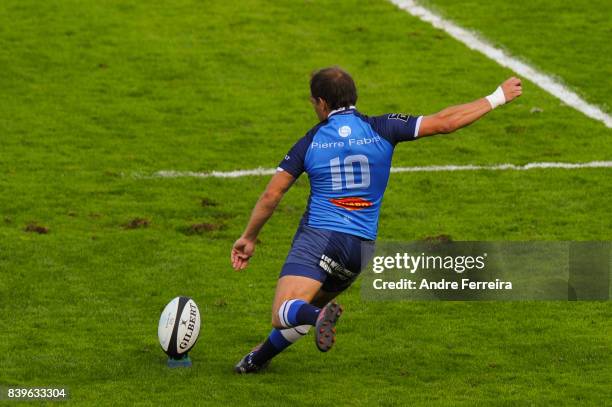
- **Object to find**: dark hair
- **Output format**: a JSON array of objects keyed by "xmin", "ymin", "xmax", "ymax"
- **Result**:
[{"xmin": 310, "ymin": 67, "xmax": 357, "ymax": 110}]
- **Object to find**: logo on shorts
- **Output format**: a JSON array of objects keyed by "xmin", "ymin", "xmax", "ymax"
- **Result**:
[
  {"xmin": 338, "ymin": 125, "xmax": 351, "ymax": 138},
  {"xmin": 319, "ymin": 254, "xmax": 355, "ymax": 280},
  {"xmin": 329, "ymin": 197, "xmax": 373, "ymax": 211}
]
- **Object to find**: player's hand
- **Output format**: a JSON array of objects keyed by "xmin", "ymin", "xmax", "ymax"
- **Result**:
[
  {"xmin": 501, "ymin": 77, "xmax": 522, "ymax": 103},
  {"xmin": 231, "ymin": 236, "xmax": 256, "ymax": 270}
]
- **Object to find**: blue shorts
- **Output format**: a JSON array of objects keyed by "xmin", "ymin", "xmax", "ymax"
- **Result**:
[{"xmin": 280, "ymin": 225, "xmax": 375, "ymax": 292}]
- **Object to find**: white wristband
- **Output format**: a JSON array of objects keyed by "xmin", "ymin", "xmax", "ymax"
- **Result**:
[{"xmin": 485, "ymin": 86, "xmax": 506, "ymax": 109}]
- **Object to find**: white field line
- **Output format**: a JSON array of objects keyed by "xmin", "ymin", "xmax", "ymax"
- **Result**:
[
  {"xmin": 390, "ymin": 0, "xmax": 612, "ymax": 128},
  {"xmin": 146, "ymin": 161, "xmax": 612, "ymax": 179}
]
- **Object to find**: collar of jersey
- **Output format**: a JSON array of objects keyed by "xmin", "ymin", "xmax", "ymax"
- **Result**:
[{"xmin": 327, "ymin": 105, "xmax": 356, "ymax": 118}]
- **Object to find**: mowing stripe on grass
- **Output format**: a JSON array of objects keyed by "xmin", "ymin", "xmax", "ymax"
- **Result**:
[
  {"xmin": 390, "ymin": 0, "xmax": 612, "ymax": 128},
  {"xmin": 142, "ymin": 161, "xmax": 612, "ymax": 179}
]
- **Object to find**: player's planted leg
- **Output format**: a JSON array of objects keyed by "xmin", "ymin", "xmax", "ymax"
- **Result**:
[
  {"xmin": 276, "ymin": 299, "xmax": 321, "ymax": 328},
  {"xmin": 235, "ymin": 276, "xmax": 324, "ymax": 374},
  {"xmin": 236, "ymin": 299, "xmax": 321, "ymax": 373},
  {"xmin": 235, "ymin": 299, "xmax": 345, "ymax": 372},
  {"xmin": 234, "ymin": 325, "xmax": 311, "ymax": 374}
]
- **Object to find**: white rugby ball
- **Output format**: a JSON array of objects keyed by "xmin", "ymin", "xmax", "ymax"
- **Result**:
[{"xmin": 158, "ymin": 296, "xmax": 201, "ymax": 358}]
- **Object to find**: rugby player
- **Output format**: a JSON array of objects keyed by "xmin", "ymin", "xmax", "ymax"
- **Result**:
[{"xmin": 232, "ymin": 67, "xmax": 522, "ymax": 373}]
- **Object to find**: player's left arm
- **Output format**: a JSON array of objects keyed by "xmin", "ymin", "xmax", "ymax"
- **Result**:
[
  {"xmin": 418, "ymin": 77, "xmax": 522, "ymax": 137},
  {"xmin": 231, "ymin": 170, "xmax": 295, "ymax": 270}
]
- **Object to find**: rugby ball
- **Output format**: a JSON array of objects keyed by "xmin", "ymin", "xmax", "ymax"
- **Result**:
[{"xmin": 158, "ymin": 296, "xmax": 201, "ymax": 358}]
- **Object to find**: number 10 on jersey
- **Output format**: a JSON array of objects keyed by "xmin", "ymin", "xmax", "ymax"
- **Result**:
[{"xmin": 330, "ymin": 154, "xmax": 370, "ymax": 191}]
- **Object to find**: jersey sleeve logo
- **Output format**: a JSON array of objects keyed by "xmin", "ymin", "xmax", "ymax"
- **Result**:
[
  {"xmin": 388, "ymin": 113, "xmax": 409, "ymax": 122},
  {"xmin": 329, "ymin": 197, "xmax": 373, "ymax": 211}
]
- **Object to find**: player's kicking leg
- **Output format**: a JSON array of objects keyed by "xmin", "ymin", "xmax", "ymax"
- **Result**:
[
  {"xmin": 234, "ymin": 225, "xmax": 371, "ymax": 374},
  {"xmin": 312, "ymin": 294, "xmax": 343, "ymax": 352},
  {"xmin": 234, "ymin": 275, "xmax": 338, "ymax": 373},
  {"xmin": 234, "ymin": 273, "xmax": 352, "ymax": 374}
]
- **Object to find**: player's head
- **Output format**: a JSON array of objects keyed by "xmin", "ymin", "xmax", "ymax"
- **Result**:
[{"xmin": 310, "ymin": 66, "xmax": 357, "ymax": 121}]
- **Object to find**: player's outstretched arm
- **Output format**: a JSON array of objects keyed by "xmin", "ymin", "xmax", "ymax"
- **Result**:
[
  {"xmin": 231, "ymin": 170, "xmax": 296, "ymax": 270},
  {"xmin": 418, "ymin": 77, "xmax": 522, "ymax": 137}
]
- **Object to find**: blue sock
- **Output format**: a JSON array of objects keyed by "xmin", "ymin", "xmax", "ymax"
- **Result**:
[
  {"xmin": 251, "ymin": 329, "xmax": 290, "ymax": 366},
  {"xmin": 251, "ymin": 326, "xmax": 310, "ymax": 366},
  {"xmin": 250, "ymin": 300, "xmax": 319, "ymax": 367},
  {"xmin": 278, "ymin": 299, "xmax": 320, "ymax": 328}
]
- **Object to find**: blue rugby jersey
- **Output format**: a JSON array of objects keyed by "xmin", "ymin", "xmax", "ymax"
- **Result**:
[{"xmin": 278, "ymin": 107, "xmax": 422, "ymax": 240}]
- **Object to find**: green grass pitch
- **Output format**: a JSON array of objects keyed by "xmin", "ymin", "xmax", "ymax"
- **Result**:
[{"xmin": 0, "ymin": 0, "xmax": 610, "ymax": 405}]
